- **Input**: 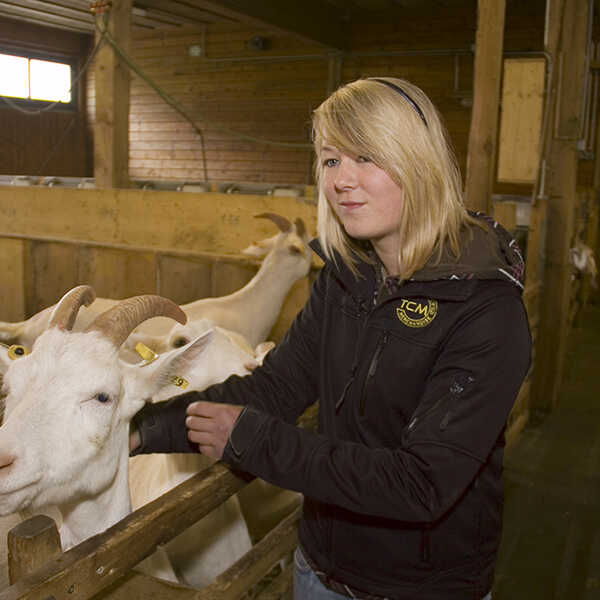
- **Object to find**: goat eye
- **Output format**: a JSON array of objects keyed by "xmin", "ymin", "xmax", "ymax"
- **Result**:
[
  {"xmin": 96, "ymin": 393, "xmax": 110, "ymax": 404},
  {"xmin": 173, "ymin": 337, "xmax": 188, "ymax": 348}
]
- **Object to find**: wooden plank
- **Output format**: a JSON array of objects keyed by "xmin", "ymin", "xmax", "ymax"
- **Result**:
[
  {"xmin": 497, "ymin": 58, "xmax": 545, "ymax": 183},
  {"xmin": 0, "ymin": 238, "xmax": 26, "ymax": 321},
  {"xmin": 252, "ymin": 561, "xmax": 293, "ymax": 600},
  {"xmin": 97, "ymin": 507, "xmax": 299, "ymax": 600},
  {"xmin": 94, "ymin": 0, "xmax": 132, "ymax": 189},
  {"xmin": 0, "ymin": 187, "xmax": 318, "ymax": 257},
  {"xmin": 464, "ymin": 0, "xmax": 506, "ymax": 213}
]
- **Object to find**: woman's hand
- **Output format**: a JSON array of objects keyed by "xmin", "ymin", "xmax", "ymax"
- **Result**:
[{"xmin": 186, "ymin": 401, "xmax": 244, "ymax": 459}]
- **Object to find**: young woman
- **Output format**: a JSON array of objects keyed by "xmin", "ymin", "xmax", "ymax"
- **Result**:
[{"xmin": 131, "ymin": 77, "xmax": 531, "ymax": 599}]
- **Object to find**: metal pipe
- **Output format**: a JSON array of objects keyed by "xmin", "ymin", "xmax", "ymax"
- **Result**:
[{"xmin": 198, "ymin": 47, "xmax": 473, "ymax": 64}]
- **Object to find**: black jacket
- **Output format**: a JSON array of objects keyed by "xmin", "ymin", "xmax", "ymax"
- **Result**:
[{"xmin": 133, "ymin": 215, "xmax": 531, "ymax": 599}]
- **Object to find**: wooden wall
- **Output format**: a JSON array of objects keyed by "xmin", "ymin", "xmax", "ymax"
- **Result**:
[
  {"xmin": 82, "ymin": 2, "xmax": 547, "ymax": 191},
  {"xmin": 0, "ymin": 17, "xmax": 92, "ymax": 178}
]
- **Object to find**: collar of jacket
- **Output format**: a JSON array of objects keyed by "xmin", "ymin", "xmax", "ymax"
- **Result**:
[{"xmin": 309, "ymin": 239, "xmax": 477, "ymax": 303}]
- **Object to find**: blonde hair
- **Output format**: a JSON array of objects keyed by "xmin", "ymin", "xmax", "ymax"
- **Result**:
[{"xmin": 313, "ymin": 77, "xmax": 478, "ymax": 279}]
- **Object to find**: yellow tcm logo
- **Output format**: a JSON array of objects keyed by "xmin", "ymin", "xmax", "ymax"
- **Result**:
[{"xmin": 396, "ymin": 299, "xmax": 438, "ymax": 328}]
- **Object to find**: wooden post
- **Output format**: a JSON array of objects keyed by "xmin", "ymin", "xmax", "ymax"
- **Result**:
[
  {"xmin": 7, "ymin": 515, "xmax": 62, "ymax": 585},
  {"xmin": 464, "ymin": 0, "xmax": 506, "ymax": 213},
  {"xmin": 531, "ymin": 0, "xmax": 590, "ymax": 412},
  {"xmin": 94, "ymin": 0, "xmax": 132, "ymax": 189}
]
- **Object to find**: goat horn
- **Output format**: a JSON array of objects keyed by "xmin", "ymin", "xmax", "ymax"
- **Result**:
[
  {"xmin": 254, "ymin": 213, "xmax": 291, "ymax": 232},
  {"xmin": 48, "ymin": 285, "xmax": 97, "ymax": 332},
  {"xmin": 294, "ymin": 218, "xmax": 306, "ymax": 237},
  {"xmin": 85, "ymin": 295, "xmax": 187, "ymax": 348}
]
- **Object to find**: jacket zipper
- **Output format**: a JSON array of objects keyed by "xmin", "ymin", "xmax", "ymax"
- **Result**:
[
  {"xmin": 335, "ymin": 295, "xmax": 371, "ymax": 413},
  {"xmin": 406, "ymin": 393, "xmax": 451, "ymax": 432},
  {"xmin": 359, "ymin": 332, "xmax": 389, "ymax": 415}
]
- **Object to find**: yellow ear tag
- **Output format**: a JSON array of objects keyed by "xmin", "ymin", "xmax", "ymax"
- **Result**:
[
  {"xmin": 8, "ymin": 345, "xmax": 29, "ymax": 360},
  {"xmin": 171, "ymin": 375, "xmax": 189, "ymax": 389},
  {"xmin": 135, "ymin": 342, "xmax": 158, "ymax": 365}
]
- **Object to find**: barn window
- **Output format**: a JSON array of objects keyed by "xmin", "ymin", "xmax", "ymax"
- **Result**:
[{"xmin": 0, "ymin": 50, "xmax": 74, "ymax": 107}]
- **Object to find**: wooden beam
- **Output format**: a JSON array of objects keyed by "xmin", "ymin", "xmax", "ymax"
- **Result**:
[
  {"xmin": 188, "ymin": 0, "xmax": 347, "ymax": 51},
  {"xmin": 94, "ymin": 0, "xmax": 132, "ymax": 189},
  {"xmin": 464, "ymin": 0, "xmax": 506, "ymax": 213},
  {"xmin": 531, "ymin": 0, "xmax": 590, "ymax": 412}
]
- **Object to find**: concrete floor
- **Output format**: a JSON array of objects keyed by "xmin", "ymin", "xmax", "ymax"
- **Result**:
[{"xmin": 493, "ymin": 299, "xmax": 600, "ymax": 599}]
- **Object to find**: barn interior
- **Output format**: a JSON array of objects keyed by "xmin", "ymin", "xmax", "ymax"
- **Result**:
[{"xmin": 0, "ymin": 1, "xmax": 598, "ymax": 599}]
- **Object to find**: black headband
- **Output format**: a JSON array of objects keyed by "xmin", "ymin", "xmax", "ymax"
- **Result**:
[{"xmin": 370, "ymin": 78, "xmax": 428, "ymax": 127}]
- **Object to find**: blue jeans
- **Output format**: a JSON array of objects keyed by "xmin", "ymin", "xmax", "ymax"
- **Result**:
[{"xmin": 293, "ymin": 547, "xmax": 492, "ymax": 600}]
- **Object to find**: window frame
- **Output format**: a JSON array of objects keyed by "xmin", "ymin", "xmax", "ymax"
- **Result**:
[{"xmin": 0, "ymin": 45, "xmax": 78, "ymax": 112}]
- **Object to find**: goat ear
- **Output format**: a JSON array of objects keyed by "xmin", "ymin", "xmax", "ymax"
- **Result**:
[
  {"xmin": 122, "ymin": 330, "xmax": 215, "ymax": 402},
  {"xmin": 155, "ymin": 330, "xmax": 215, "ymax": 385},
  {"xmin": 241, "ymin": 234, "xmax": 277, "ymax": 258}
]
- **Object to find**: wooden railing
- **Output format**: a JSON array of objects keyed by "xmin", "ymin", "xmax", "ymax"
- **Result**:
[{"xmin": 2, "ymin": 406, "xmax": 318, "ymax": 600}]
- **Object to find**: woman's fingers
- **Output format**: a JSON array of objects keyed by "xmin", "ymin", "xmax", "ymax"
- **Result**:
[{"xmin": 185, "ymin": 401, "xmax": 243, "ymax": 459}]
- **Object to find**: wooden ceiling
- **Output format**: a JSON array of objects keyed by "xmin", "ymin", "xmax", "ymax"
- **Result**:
[{"xmin": 0, "ymin": 0, "xmax": 475, "ymax": 51}]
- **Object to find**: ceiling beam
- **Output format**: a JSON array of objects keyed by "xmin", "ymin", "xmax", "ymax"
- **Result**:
[
  {"xmin": 135, "ymin": 0, "xmax": 238, "ymax": 25},
  {"xmin": 189, "ymin": 0, "xmax": 348, "ymax": 50}
]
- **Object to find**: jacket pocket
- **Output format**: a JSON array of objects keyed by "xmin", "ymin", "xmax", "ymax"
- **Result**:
[{"xmin": 404, "ymin": 372, "xmax": 476, "ymax": 436}]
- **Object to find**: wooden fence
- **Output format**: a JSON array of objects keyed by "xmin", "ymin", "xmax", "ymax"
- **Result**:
[
  {"xmin": 2, "ymin": 406, "xmax": 317, "ymax": 600},
  {"xmin": 0, "ymin": 183, "xmax": 596, "ymax": 597}
]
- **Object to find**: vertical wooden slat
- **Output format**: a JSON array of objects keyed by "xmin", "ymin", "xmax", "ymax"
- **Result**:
[
  {"xmin": 94, "ymin": 0, "xmax": 132, "ymax": 189},
  {"xmin": 27, "ymin": 241, "xmax": 79, "ymax": 315},
  {"xmin": 531, "ymin": 0, "xmax": 590, "ymax": 412},
  {"xmin": 78, "ymin": 246, "xmax": 156, "ymax": 299},
  {"xmin": 0, "ymin": 238, "xmax": 26, "ymax": 321},
  {"xmin": 157, "ymin": 255, "xmax": 213, "ymax": 304},
  {"xmin": 464, "ymin": 0, "xmax": 506, "ymax": 213}
]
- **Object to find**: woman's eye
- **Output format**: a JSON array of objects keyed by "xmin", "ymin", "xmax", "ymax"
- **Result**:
[
  {"xmin": 96, "ymin": 393, "xmax": 110, "ymax": 404},
  {"xmin": 323, "ymin": 158, "xmax": 338, "ymax": 168},
  {"xmin": 357, "ymin": 155, "xmax": 371, "ymax": 163}
]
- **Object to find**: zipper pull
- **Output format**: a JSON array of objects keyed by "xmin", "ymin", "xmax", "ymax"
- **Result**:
[
  {"xmin": 336, "ymin": 376, "xmax": 355, "ymax": 413},
  {"xmin": 439, "ymin": 411, "xmax": 452, "ymax": 430}
]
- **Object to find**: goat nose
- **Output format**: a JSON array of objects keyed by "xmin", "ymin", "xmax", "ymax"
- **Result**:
[{"xmin": 0, "ymin": 452, "xmax": 15, "ymax": 469}]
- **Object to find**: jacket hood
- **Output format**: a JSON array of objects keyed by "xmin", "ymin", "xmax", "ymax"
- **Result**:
[
  {"xmin": 310, "ymin": 211, "xmax": 525, "ymax": 292},
  {"xmin": 411, "ymin": 212, "xmax": 525, "ymax": 290}
]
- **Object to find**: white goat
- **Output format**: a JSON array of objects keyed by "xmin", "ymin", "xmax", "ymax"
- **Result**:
[
  {"xmin": 0, "ymin": 286, "xmax": 254, "ymax": 588},
  {"xmin": 0, "ymin": 213, "xmax": 312, "ymax": 353}
]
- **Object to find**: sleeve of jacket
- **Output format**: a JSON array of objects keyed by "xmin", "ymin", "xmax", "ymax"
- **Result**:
[
  {"xmin": 131, "ymin": 264, "xmax": 328, "ymax": 456},
  {"xmin": 220, "ymin": 284, "xmax": 532, "ymax": 523}
]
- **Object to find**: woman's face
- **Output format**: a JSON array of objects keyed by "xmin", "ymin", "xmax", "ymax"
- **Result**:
[{"xmin": 321, "ymin": 144, "xmax": 404, "ymax": 265}]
